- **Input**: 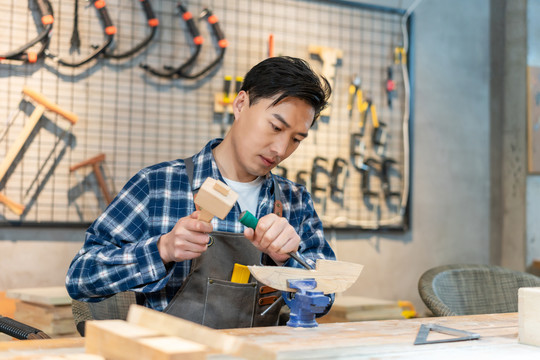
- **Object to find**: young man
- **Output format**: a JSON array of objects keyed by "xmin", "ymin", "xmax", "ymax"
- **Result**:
[{"xmin": 66, "ymin": 56, "xmax": 336, "ymax": 329}]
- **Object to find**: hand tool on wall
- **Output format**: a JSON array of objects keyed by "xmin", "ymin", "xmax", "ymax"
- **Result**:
[
  {"xmin": 310, "ymin": 156, "xmax": 330, "ymax": 210},
  {"xmin": 394, "ymin": 46, "xmax": 407, "ymax": 65},
  {"xmin": 347, "ymin": 75, "xmax": 368, "ymax": 120},
  {"xmin": 46, "ymin": 0, "xmax": 116, "ymax": 67},
  {"xmin": 141, "ymin": 4, "xmax": 227, "ymax": 79},
  {"xmin": 295, "ymin": 170, "xmax": 309, "ymax": 187},
  {"xmin": 194, "ymin": 177, "xmax": 238, "ymax": 222},
  {"xmin": 329, "ymin": 157, "xmax": 348, "ymax": 206},
  {"xmin": 349, "ymin": 133, "xmax": 366, "ymax": 172},
  {"xmin": 215, "ymin": 75, "xmax": 243, "ymax": 136},
  {"xmin": 238, "ymin": 210, "xmax": 313, "ymax": 270},
  {"xmin": 0, "ymin": 87, "xmax": 78, "ymax": 215},
  {"xmin": 381, "ymin": 158, "xmax": 400, "ymax": 200},
  {"xmin": 219, "ymin": 75, "xmax": 233, "ymax": 136},
  {"xmin": 361, "ymin": 158, "xmax": 379, "ymax": 199},
  {"xmin": 372, "ymin": 121, "xmax": 388, "ymax": 157},
  {"xmin": 0, "ymin": 0, "xmax": 54, "ymax": 64},
  {"xmin": 103, "ymin": 0, "xmax": 159, "ymax": 59},
  {"xmin": 274, "ymin": 165, "xmax": 288, "ymax": 179},
  {"xmin": 69, "ymin": 153, "xmax": 114, "ymax": 205},
  {"xmin": 268, "ymin": 33, "xmax": 274, "ymax": 58},
  {"xmin": 386, "ymin": 66, "xmax": 396, "ymax": 109},
  {"xmin": 308, "ymin": 45, "xmax": 343, "ymax": 118}
]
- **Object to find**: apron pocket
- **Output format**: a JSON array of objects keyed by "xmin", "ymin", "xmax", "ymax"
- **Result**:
[{"xmin": 202, "ymin": 278, "xmax": 257, "ymax": 329}]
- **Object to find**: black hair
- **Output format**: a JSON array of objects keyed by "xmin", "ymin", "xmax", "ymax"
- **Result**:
[{"xmin": 240, "ymin": 56, "xmax": 331, "ymax": 126}]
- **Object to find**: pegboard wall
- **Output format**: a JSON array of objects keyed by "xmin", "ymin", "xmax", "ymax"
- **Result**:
[{"xmin": 0, "ymin": 0, "xmax": 413, "ymax": 229}]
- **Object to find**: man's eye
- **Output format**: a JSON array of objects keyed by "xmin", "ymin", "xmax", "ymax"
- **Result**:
[
  {"xmin": 293, "ymin": 138, "xmax": 302, "ymax": 143},
  {"xmin": 271, "ymin": 124, "xmax": 281, "ymax": 131}
]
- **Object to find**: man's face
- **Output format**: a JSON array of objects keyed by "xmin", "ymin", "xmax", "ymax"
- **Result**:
[{"xmin": 230, "ymin": 91, "xmax": 314, "ymax": 181}]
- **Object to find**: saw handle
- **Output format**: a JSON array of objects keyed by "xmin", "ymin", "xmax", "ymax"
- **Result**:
[{"xmin": 22, "ymin": 87, "xmax": 78, "ymax": 125}]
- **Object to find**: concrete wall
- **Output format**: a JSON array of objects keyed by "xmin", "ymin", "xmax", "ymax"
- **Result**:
[
  {"xmin": 0, "ymin": 0, "xmax": 529, "ymax": 316},
  {"xmin": 526, "ymin": 0, "xmax": 540, "ymax": 269}
]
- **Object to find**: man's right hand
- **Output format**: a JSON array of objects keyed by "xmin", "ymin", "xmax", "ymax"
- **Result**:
[{"xmin": 158, "ymin": 211, "xmax": 213, "ymax": 264}]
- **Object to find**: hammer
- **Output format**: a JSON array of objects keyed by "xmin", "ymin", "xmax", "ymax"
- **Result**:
[{"xmin": 194, "ymin": 177, "xmax": 239, "ymax": 222}]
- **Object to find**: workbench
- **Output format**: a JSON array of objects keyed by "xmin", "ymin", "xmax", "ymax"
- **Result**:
[{"xmin": 0, "ymin": 313, "xmax": 538, "ymax": 359}]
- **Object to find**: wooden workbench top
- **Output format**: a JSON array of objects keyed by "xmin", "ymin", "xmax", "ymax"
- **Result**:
[
  {"xmin": 221, "ymin": 313, "xmax": 537, "ymax": 359},
  {"xmin": 1, "ymin": 313, "xmax": 539, "ymax": 359}
]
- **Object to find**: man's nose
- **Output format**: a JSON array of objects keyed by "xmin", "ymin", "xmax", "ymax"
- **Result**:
[{"xmin": 271, "ymin": 135, "xmax": 288, "ymax": 158}]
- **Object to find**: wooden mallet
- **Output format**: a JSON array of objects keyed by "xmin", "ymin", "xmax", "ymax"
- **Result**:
[{"xmin": 194, "ymin": 178, "xmax": 238, "ymax": 222}]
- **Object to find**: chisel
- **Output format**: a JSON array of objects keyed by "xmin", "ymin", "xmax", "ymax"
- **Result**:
[{"xmin": 239, "ymin": 210, "xmax": 313, "ymax": 270}]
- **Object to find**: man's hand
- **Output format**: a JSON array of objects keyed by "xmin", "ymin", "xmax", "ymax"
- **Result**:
[
  {"xmin": 158, "ymin": 211, "xmax": 213, "ymax": 264},
  {"xmin": 243, "ymin": 213, "xmax": 300, "ymax": 264}
]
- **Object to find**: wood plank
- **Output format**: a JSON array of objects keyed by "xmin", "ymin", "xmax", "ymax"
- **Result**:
[
  {"xmin": 0, "ymin": 337, "xmax": 84, "ymax": 351},
  {"xmin": 126, "ymin": 304, "xmax": 274, "ymax": 360},
  {"xmin": 86, "ymin": 320, "xmax": 208, "ymax": 360},
  {"xmin": 248, "ymin": 260, "xmax": 363, "ymax": 294},
  {"xmin": 518, "ymin": 287, "xmax": 540, "ymax": 346},
  {"xmin": 222, "ymin": 313, "xmax": 524, "ymax": 359},
  {"xmin": 6, "ymin": 287, "xmax": 71, "ymax": 306}
]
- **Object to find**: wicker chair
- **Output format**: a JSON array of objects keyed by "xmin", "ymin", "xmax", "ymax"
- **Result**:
[
  {"xmin": 418, "ymin": 264, "xmax": 540, "ymax": 316},
  {"xmin": 72, "ymin": 292, "xmax": 137, "ymax": 336}
]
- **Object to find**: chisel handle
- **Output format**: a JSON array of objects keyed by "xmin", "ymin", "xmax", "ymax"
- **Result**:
[{"xmin": 239, "ymin": 210, "xmax": 313, "ymax": 269}]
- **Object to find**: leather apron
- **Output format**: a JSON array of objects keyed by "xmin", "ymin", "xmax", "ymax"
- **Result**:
[{"xmin": 163, "ymin": 157, "xmax": 283, "ymax": 329}]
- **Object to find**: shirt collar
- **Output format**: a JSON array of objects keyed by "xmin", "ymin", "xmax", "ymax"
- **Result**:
[{"xmin": 190, "ymin": 138, "xmax": 275, "ymax": 194}]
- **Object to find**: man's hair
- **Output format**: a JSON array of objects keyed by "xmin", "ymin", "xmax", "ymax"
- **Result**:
[{"xmin": 240, "ymin": 56, "xmax": 331, "ymax": 126}]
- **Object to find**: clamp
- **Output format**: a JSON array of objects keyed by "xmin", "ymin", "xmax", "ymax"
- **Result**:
[
  {"xmin": 282, "ymin": 279, "xmax": 330, "ymax": 328},
  {"xmin": 0, "ymin": 0, "xmax": 54, "ymax": 64},
  {"xmin": 46, "ymin": 0, "xmax": 116, "ymax": 67}
]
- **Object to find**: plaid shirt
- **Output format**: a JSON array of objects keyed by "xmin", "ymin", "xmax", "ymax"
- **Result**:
[{"xmin": 66, "ymin": 138, "xmax": 335, "ymax": 311}]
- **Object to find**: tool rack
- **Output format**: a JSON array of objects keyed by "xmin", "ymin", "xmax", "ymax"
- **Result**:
[{"xmin": 1, "ymin": 0, "xmax": 413, "ymax": 230}]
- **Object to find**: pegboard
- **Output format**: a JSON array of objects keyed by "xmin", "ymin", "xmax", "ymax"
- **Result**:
[{"xmin": 0, "ymin": 0, "xmax": 413, "ymax": 230}]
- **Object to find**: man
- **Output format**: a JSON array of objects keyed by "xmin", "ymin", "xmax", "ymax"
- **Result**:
[{"xmin": 66, "ymin": 56, "xmax": 336, "ymax": 329}]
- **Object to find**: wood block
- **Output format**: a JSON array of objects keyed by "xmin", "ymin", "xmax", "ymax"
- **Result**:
[
  {"xmin": 0, "ymin": 291, "xmax": 18, "ymax": 318},
  {"xmin": 194, "ymin": 178, "xmax": 238, "ymax": 221},
  {"xmin": 127, "ymin": 305, "xmax": 274, "ymax": 360},
  {"xmin": 8, "ymin": 354, "xmax": 104, "ymax": 360},
  {"xmin": 85, "ymin": 320, "xmax": 208, "ymax": 360},
  {"xmin": 15, "ymin": 302, "xmax": 73, "ymax": 321},
  {"xmin": 519, "ymin": 287, "xmax": 540, "ymax": 346},
  {"xmin": 6, "ymin": 287, "xmax": 71, "ymax": 306}
]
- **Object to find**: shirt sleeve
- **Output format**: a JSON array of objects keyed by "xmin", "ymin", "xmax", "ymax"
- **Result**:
[{"xmin": 65, "ymin": 169, "xmax": 174, "ymax": 302}]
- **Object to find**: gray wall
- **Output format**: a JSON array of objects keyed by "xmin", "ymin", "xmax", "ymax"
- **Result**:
[{"xmin": 1, "ymin": 0, "xmax": 534, "ymax": 315}]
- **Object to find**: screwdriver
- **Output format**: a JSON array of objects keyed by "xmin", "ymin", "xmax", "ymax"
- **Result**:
[{"xmin": 238, "ymin": 210, "xmax": 313, "ymax": 270}]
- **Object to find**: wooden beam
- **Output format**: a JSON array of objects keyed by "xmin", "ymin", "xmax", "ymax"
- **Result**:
[
  {"xmin": 126, "ymin": 305, "xmax": 275, "ymax": 360},
  {"xmin": 85, "ymin": 320, "xmax": 208, "ymax": 360},
  {"xmin": 6, "ymin": 286, "xmax": 72, "ymax": 306},
  {"xmin": 248, "ymin": 259, "xmax": 364, "ymax": 294},
  {"xmin": 519, "ymin": 287, "xmax": 540, "ymax": 346}
]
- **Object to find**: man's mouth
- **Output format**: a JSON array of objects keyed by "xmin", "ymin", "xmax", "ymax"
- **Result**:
[{"xmin": 260, "ymin": 156, "xmax": 276, "ymax": 167}]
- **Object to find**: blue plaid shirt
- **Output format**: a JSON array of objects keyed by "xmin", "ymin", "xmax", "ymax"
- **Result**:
[{"xmin": 66, "ymin": 139, "xmax": 335, "ymax": 311}]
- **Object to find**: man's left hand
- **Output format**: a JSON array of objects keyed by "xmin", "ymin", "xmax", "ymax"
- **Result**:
[{"xmin": 243, "ymin": 213, "xmax": 300, "ymax": 264}]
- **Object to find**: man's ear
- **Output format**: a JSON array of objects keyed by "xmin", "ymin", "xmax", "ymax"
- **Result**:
[{"xmin": 232, "ymin": 90, "xmax": 249, "ymax": 120}]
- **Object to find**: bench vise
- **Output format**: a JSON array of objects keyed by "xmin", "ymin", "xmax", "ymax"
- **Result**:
[{"xmin": 282, "ymin": 278, "xmax": 330, "ymax": 328}]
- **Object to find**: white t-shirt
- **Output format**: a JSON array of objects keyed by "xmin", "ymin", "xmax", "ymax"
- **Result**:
[{"xmin": 223, "ymin": 176, "xmax": 264, "ymax": 216}]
